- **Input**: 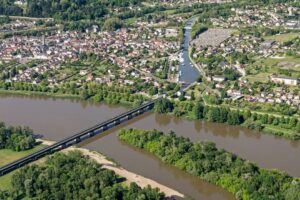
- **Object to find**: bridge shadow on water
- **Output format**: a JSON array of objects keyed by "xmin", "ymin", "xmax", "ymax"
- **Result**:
[{"xmin": 77, "ymin": 111, "xmax": 153, "ymax": 148}]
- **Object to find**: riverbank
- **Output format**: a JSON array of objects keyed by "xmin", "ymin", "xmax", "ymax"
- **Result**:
[
  {"xmin": 1, "ymin": 87, "xmax": 299, "ymax": 142},
  {"xmin": 0, "ymin": 89, "xmax": 137, "ymax": 108},
  {"xmin": 37, "ymin": 139, "xmax": 184, "ymax": 198},
  {"xmin": 2, "ymin": 93, "xmax": 300, "ymax": 197},
  {"xmin": 0, "ymin": 89, "xmax": 80, "ymax": 99},
  {"xmin": 119, "ymin": 128, "xmax": 300, "ymax": 200}
]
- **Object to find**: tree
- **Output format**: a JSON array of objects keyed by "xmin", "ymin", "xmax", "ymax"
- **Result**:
[
  {"xmin": 3, "ymin": 151, "xmax": 165, "ymax": 199},
  {"xmin": 103, "ymin": 17, "xmax": 123, "ymax": 31},
  {"xmin": 224, "ymin": 68, "xmax": 239, "ymax": 81},
  {"xmin": 149, "ymin": 87, "xmax": 158, "ymax": 96},
  {"xmin": 206, "ymin": 107, "xmax": 220, "ymax": 122},
  {"xmin": 227, "ymin": 111, "xmax": 243, "ymax": 125},
  {"xmin": 80, "ymin": 90, "xmax": 89, "ymax": 100},
  {"xmin": 289, "ymin": 117, "xmax": 298, "ymax": 128},
  {"xmin": 285, "ymin": 184, "xmax": 300, "ymax": 200},
  {"xmin": 154, "ymin": 98, "xmax": 174, "ymax": 113},
  {"xmin": 119, "ymin": 128, "xmax": 295, "ymax": 200},
  {"xmin": 193, "ymin": 102, "xmax": 204, "ymax": 119},
  {"xmin": 0, "ymin": 123, "xmax": 36, "ymax": 151},
  {"xmin": 196, "ymin": 75, "xmax": 203, "ymax": 83},
  {"xmin": 190, "ymin": 91, "xmax": 195, "ymax": 101}
]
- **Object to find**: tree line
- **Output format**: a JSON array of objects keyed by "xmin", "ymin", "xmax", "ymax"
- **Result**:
[
  {"xmin": 154, "ymin": 99, "xmax": 300, "ymax": 140},
  {"xmin": 0, "ymin": 151, "xmax": 165, "ymax": 199},
  {"xmin": 0, "ymin": 122, "xmax": 36, "ymax": 151},
  {"xmin": 118, "ymin": 128, "xmax": 300, "ymax": 200},
  {"xmin": 0, "ymin": 0, "xmax": 142, "ymax": 19},
  {"xmin": 0, "ymin": 81, "xmax": 147, "ymax": 106}
]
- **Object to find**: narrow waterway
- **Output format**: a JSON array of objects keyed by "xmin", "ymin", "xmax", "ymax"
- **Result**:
[
  {"xmin": 179, "ymin": 17, "xmax": 199, "ymax": 83},
  {"xmin": 1, "ymin": 94, "xmax": 300, "ymax": 199}
]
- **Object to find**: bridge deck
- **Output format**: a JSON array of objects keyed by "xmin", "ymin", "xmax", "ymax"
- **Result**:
[{"xmin": 0, "ymin": 98, "xmax": 161, "ymax": 176}]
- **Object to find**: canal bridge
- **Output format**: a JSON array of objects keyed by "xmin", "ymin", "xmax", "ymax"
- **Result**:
[
  {"xmin": 0, "ymin": 16, "xmax": 200, "ymax": 177},
  {"xmin": 0, "ymin": 97, "xmax": 161, "ymax": 176}
]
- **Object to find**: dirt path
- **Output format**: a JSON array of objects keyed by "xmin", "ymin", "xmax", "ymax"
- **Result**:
[{"xmin": 38, "ymin": 139, "xmax": 184, "ymax": 198}]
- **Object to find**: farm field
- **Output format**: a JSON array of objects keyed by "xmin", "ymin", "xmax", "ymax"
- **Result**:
[{"xmin": 264, "ymin": 32, "xmax": 299, "ymax": 43}]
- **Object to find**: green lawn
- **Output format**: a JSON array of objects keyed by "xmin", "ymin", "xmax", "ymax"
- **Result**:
[
  {"xmin": 244, "ymin": 72, "xmax": 270, "ymax": 83},
  {"xmin": 0, "ymin": 172, "xmax": 15, "ymax": 190},
  {"xmin": 264, "ymin": 33, "xmax": 299, "ymax": 43},
  {"xmin": 0, "ymin": 145, "xmax": 44, "ymax": 167},
  {"xmin": 124, "ymin": 17, "xmax": 138, "ymax": 25},
  {"xmin": 264, "ymin": 124, "xmax": 296, "ymax": 137},
  {"xmin": 245, "ymin": 56, "xmax": 300, "ymax": 82},
  {"xmin": 0, "ymin": 145, "xmax": 45, "ymax": 190}
]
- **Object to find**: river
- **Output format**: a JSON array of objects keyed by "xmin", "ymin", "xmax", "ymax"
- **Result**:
[
  {"xmin": 1, "ymin": 17, "xmax": 299, "ymax": 200},
  {"xmin": 1, "ymin": 94, "xmax": 300, "ymax": 199}
]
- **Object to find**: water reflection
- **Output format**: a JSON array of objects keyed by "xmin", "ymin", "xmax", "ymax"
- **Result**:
[{"xmin": 1, "ymin": 94, "xmax": 300, "ymax": 198}]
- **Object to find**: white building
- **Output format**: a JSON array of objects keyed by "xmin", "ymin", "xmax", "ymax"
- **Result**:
[{"xmin": 270, "ymin": 75, "xmax": 299, "ymax": 86}]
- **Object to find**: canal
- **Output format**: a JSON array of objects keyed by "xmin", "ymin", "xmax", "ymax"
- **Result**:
[
  {"xmin": 0, "ymin": 17, "xmax": 298, "ymax": 200},
  {"xmin": 1, "ymin": 94, "xmax": 300, "ymax": 199},
  {"xmin": 179, "ymin": 17, "xmax": 199, "ymax": 84}
]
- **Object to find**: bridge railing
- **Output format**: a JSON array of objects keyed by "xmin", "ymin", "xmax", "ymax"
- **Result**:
[{"xmin": 0, "ymin": 97, "xmax": 162, "ymax": 176}]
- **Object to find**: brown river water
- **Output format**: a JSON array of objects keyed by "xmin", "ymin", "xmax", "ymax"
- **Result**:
[{"xmin": 1, "ymin": 94, "xmax": 300, "ymax": 199}]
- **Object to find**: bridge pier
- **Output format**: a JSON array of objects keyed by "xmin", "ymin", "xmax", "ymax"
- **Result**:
[
  {"xmin": 88, "ymin": 131, "xmax": 95, "ymax": 137},
  {"xmin": 74, "ymin": 138, "xmax": 81, "ymax": 143},
  {"xmin": 57, "ymin": 144, "xmax": 67, "ymax": 151},
  {"xmin": 114, "ymin": 119, "xmax": 120, "ymax": 126},
  {"xmin": 0, "ymin": 98, "xmax": 161, "ymax": 177},
  {"xmin": 100, "ymin": 125, "xmax": 107, "ymax": 132},
  {"xmin": 126, "ymin": 114, "xmax": 132, "ymax": 120}
]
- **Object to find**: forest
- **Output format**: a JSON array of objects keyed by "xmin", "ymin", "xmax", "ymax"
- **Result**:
[
  {"xmin": 0, "ymin": 0, "xmax": 142, "ymax": 20},
  {"xmin": 0, "ymin": 151, "xmax": 166, "ymax": 199},
  {"xmin": 118, "ymin": 128, "xmax": 300, "ymax": 200},
  {"xmin": 0, "ymin": 122, "xmax": 36, "ymax": 151}
]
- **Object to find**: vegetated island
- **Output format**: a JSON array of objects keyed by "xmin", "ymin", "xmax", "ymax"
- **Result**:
[
  {"xmin": 0, "ymin": 151, "xmax": 168, "ymax": 200},
  {"xmin": 0, "ymin": 122, "xmax": 183, "ymax": 199},
  {"xmin": 118, "ymin": 128, "xmax": 300, "ymax": 200},
  {"xmin": 38, "ymin": 139, "xmax": 184, "ymax": 199}
]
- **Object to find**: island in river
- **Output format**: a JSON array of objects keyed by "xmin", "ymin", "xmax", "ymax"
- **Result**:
[
  {"xmin": 1, "ymin": 94, "xmax": 300, "ymax": 199},
  {"xmin": 38, "ymin": 139, "xmax": 184, "ymax": 198}
]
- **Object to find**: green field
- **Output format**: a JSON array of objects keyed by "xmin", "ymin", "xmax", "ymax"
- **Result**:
[
  {"xmin": 264, "ymin": 124, "xmax": 297, "ymax": 139},
  {"xmin": 0, "ymin": 145, "xmax": 45, "ymax": 190},
  {"xmin": 0, "ymin": 172, "xmax": 15, "ymax": 190},
  {"xmin": 0, "ymin": 145, "xmax": 44, "ymax": 167},
  {"xmin": 245, "ymin": 72, "xmax": 270, "ymax": 83},
  {"xmin": 124, "ymin": 17, "xmax": 138, "ymax": 25},
  {"xmin": 245, "ymin": 56, "xmax": 300, "ymax": 82},
  {"xmin": 264, "ymin": 33, "xmax": 299, "ymax": 43}
]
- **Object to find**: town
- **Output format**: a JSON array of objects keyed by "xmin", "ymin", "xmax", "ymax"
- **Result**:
[
  {"xmin": 189, "ymin": 2, "xmax": 300, "ymax": 110},
  {"xmin": 0, "ymin": 0, "xmax": 300, "ymax": 200},
  {"xmin": 0, "ymin": 21, "xmax": 182, "ymax": 96}
]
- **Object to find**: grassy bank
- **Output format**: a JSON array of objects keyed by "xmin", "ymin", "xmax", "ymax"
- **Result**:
[
  {"xmin": 0, "ymin": 89, "xmax": 139, "ymax": 108},
  {"xmin": 0, "ymin": 145, "xmax": 45, "ymax": 167},
  {"xmin": 0, "ymin": 145, "xmax": 45, "ymax": 190},
  {"xmin": 0, "ymin": 89, "xmax": 80, "ymax": 99}
]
